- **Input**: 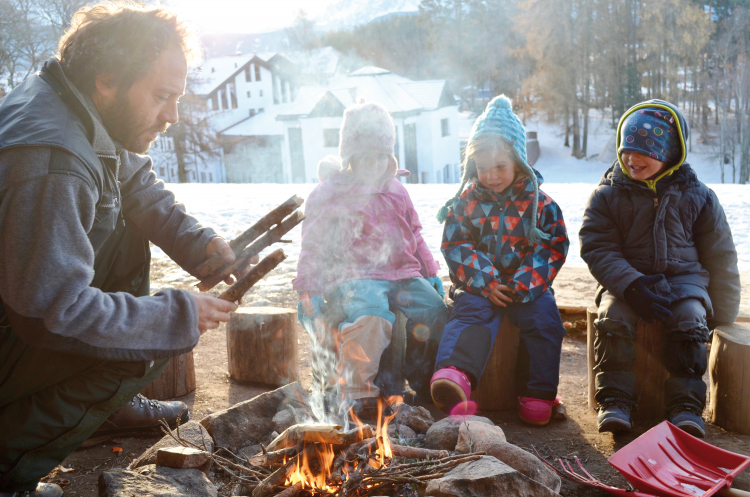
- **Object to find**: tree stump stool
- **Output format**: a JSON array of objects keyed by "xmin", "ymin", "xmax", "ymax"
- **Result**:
[
  {"xmin": 471, "ymin": 316, "xmax": 521, "ymax": 411},
  {"xmin": 227, "ymin": 307, "xmax": 299, "ymax": 386},
  {"xmin": 587, "ymin": 306, "xmax": 669, "ymax": 424},
  {"xmin": 141, "ymin": 351, "xmax": 196, "ymax": 400},
  {"xmin": 708, "ymin": 322, "xmax": 750, "ymax": 435}
]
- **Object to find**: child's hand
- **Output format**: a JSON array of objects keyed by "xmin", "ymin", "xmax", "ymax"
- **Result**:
[
  {"xmin": 426, "ymin": 276, "xmax": 445, "ymax": 298},
  {"xmin": 299, "ymin": 294, "xmax": 326, "ymax": 316},
  {"xmin": 488, "ymin": 284, "xmax": 515, "ymax": 307}
]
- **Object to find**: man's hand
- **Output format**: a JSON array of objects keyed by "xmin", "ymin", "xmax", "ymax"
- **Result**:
[
  {"xmin": 191, "ymin": 291, "xmax": 238, "ymax": 335},
  {"xmin": 488, "ymin": 284, "xmax": 515, "ymax": 308},
  {"xmin": 205, "ymin": 237, "xmax": 259, "ymax": 285}
]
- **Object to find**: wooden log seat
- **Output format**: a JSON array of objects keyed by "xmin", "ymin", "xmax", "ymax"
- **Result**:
[
  {"xmin": 141, "ymin": 351, "xmax": 196, "ymax": 400},
  {"xmin": 708, "ymin": 322, "xmax": 750, "ymax": 435}
]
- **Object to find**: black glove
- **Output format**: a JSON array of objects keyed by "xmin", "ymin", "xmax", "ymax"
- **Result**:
[{"xmin": 623, "ymin": 274, "xmax": 673, "ymax": 323}]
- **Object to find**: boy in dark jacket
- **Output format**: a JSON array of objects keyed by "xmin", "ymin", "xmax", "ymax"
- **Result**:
[{"xmin": 580, "ymin": 100, "xmax": 740, "ymax": 438}]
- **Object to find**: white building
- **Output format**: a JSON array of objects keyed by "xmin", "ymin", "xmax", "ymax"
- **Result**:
[{"xmin": 222, "ymin": 66, "xmax": 461, "ymax": 184}]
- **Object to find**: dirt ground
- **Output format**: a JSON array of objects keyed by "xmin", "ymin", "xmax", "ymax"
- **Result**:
[{"xmin": 43, "ymin": 264, "xmax": 750, "ymax": 496}]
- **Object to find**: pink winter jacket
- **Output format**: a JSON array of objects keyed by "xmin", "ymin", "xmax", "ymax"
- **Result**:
[{"xmin": 293, "ymin": 170, "xmax": 440, "ymax": 296}]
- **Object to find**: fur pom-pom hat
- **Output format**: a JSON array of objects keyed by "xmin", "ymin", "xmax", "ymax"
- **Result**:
[
  {"xmin": 317, "ymin": 155, "xmax": 342, "ymax": 182},
  {"xmin": 339, "ymin": 100, "xmax": 397, "ymax": 175},
  {"xmin": 436, "ymin": 95, "xmax": 549, "ymax": 245}
]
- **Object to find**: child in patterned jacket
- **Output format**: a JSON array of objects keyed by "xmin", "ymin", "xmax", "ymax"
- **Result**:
[
  {"xmin": 432, "ymin": 95, "xmax": 569, "ymax": 425},
  {"xmin": 294, "ymin": 101, "xmax": 449, "ymax": 415}
]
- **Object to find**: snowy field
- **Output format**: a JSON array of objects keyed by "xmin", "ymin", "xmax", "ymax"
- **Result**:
[
  {"xmin": 151, "ymin": 110, "xmax": 747, "ymax": 294},
  {"xmin": 151, "ymin": 182, "xmax": 749, "ymax": 295}
]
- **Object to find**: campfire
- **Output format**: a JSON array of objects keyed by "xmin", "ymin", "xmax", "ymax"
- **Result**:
[{"xmin": 159, "ymin": 396, "xmax": 484, "ymax": 497}]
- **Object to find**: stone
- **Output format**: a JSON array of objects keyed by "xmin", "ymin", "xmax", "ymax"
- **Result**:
[
  {"xmin": 394, "ymin": 404, "xmax": 434, "ymax": 434},
  {"xmin": 200, "ymin": 382, "xmax": 308, "ymax": 452},
  {"xmin": 273, "ymin": 407, "xmax": 309, "ymax": 433},
  {"xmin": 424, "ymin": 456, "xmax": 560, "ymax": 497},
  {"xmin": 156, "ymin": 447, "xmax": 211, "ymax": 470},
  {"xmin": 132, "ymin": 421, "xmax": 213, "ymax": 469},
  {"xmin": 388, "ymin": 422, "xmax": 417, "ymax": 440},
  {"xmin": 455, "ymin": 422, "xmax": 560, "ymax": 493},
  {"xmin": 425, "ymin": 416, "xmax": 493, "ymax": 451},
  {"xmin": 98, "ymin": 465, "xmax": 217, "ymax": 497}
]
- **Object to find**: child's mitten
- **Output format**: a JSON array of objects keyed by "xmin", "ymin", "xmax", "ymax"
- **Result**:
[
  {"xmin": 426, "ymin": 276, "xmax": 445, "ymax": 298},
  {"xmin": 623, "ymin": 275, "xmax": 673, "ymax": 323},
  {"xmin": 297, "ymin": 295, "xmax": 326, "ymax": 317}
]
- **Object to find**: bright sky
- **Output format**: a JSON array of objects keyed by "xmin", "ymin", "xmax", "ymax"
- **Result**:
[{"xmin": 170, "ymin": 0, "xmax": 334, "ymax": 34}]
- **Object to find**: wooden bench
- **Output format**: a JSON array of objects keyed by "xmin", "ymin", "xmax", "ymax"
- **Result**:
[
  {"xmin": 586, "ymin": 306, "xmax": 669, "ymax": 424},
  {"xmin": 226, "ymin": 307, "xmax": 299, "ymax": 386},
  {"xmin": 708, "ymin": 322, "xmax": 750, "ymax": 435},
  {"xmin": 141, "ymin": 351, "xmax": 196, "ymax": 400}
]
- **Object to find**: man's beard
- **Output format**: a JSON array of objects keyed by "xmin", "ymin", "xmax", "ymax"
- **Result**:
[{"xmin": 101, "ymin": 92, "xmax": 168, "ymax": 154}]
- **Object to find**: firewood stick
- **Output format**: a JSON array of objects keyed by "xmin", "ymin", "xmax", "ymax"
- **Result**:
[
  {"xmin": 390, "ymin": 445, "xmax": 450, "ymax": 460},
  {"xmin": 248, "ymin": 446, "xmax": 298, "ymax": 468},
  {"xmin": 219, "ymin": 249, "xmax": 287, "ymax": 303},
  {"xmin": 194, "ymin": 195, "xmax": 303, "ymax": 280},
  {"xmin": 199, "ymin": 210, "xmax": 304, "ymax": 291},
  {"xmin": 274, "ymin": 482, "xmax": 303, "ymax": 497}
]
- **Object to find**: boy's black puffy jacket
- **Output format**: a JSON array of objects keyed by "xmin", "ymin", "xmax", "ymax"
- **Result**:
[{"xmin": 580, "ymin": 101, "xmax": 740, "ymax": 326}]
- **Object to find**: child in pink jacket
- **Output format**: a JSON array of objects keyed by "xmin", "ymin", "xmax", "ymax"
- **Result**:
[{"xmin": 294, "ymin": 102, "xmax": 448, "ymax": 412}]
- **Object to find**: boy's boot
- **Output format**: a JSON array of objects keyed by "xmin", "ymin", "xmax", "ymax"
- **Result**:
[
  {"xmin": 338, "ymin": 315, "xmax": 393, "ymax": 401},
  {"xmin": 0, "ymin": 483, "xmax": 63, "ymax": 497},
  {"xmin": 597, "ymin": 397, "xmax": 633, "ymax": 433},
  {"xmin": 668, "ymin": 405, "xmax": 705, "ymax": 438}
]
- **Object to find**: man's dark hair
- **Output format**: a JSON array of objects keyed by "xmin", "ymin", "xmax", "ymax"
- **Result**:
[{"xmin": 58, "ymin": 1, "xmax": 200, "ymax": 95}]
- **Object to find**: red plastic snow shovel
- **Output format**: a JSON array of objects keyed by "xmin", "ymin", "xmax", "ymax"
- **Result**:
[{"xmin": 608, "ymin": 421, "xmax": 750, "ymax": 497}]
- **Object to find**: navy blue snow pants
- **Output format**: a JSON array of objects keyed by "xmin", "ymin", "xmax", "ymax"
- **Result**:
[{"xmin": 435, "ymin": 288, "xmax": 566, "ymax": 400}]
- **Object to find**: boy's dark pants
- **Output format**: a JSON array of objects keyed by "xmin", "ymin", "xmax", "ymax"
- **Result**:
[
  {"xmin": 435, "ymin": 289, "xmax": 566, "ymax": 400},
  {"xmin": 594, "ymin": 291, "xmax": 709, "ymax": 412},
  {"xmin": 0, "ymin": 328, "xmax": 169, "ymax": 492}
]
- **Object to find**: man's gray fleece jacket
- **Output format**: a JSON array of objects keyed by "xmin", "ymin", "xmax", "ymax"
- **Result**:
[{"xmin": 0, "ymin": 58, "xmax": 216, "ymax": 361}]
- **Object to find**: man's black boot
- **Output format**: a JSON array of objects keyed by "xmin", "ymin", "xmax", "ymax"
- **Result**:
[
  {"xmin": 83, "ymin": 394, "xmax": 189, "ymax": 446},
  {"xmin": 0, "ymin": 483, "xmax": 63, "ymax": 497}
]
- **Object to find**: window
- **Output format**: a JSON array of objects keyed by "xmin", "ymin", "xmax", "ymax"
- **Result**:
[
  {"xmin": 228, "ymin": 83, "xmax": 237, "ymax": 109},
  {"xmin": 441, "ymin": 118, "xmax": 450, "ymax": 137},
  {"xmin": 220, "ymin": 90, "xmax": 228, "ymax": 110},
  {"xmin": 209, "ymin": 173, "xmax": 213, "ymax": 182},
  {"xmin": 159, "ymin": 167, "xmax": 165, "ymax": 177},
  {"xmin": 259, "ymin": 89, "xmax": 263, "ymax": 97},
  {"xmin": 210, "ymin": 97, "xmax": 217, "ymax": 111},
  {"xmin": 200, "ymin": 172, "xmax": 207, "ymax": 182},
  {"xmin": 247, "ymin": 90, "xmax": 251, "ymax": 98},
  {"xmin": 249, "ymin": 109, "xmax": 256, "ymax": 117},
  {"xmin": 171, "ymin": 169, "xmax": 175, "ymax": 177},
  {"xmin": 254, "ymin": 64, "xmax": 261, "ymax": 81},
  {"xmin": 258, "ymin": 108, "xmax": 264, "ymax": 113},
  {"xmin": 245, "ymin": 66, "xmax": 251, "ymax": 82},
  {"xmin": 323, "ymin": 129, "xmax": 339, "ymax": 148}
]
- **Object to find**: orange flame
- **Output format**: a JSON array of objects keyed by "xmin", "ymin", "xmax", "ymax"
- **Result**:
[{"xmin": 286, "ymin": 442, "xmax": 336, "ymax": 492}]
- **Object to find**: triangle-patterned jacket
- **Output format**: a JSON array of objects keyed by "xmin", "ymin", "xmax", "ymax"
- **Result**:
[{"xmin": 441, "ymin": 170, "xmax": 569, "ymax": 303}]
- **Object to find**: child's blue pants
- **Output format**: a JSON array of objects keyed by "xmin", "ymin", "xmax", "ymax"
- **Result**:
[
  {"xmin": 435, "ymin": 288, "xmax": 566, "ymax": 400},
  {"xmin": 327, "ymin": 278, "xmax": 449, "ymax": 397}
]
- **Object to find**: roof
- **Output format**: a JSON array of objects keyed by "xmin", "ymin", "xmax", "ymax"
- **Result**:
[
  {"xmin": 192, "ymin": 52, "xmax": 278, "ymax": 96},
  {"xmin": 220, "ymin": 108, "xmax": 286, "ymax": 137},
  {"xmin": 277, "ymin": 67, "xmax": 454, "ymax": 120}
]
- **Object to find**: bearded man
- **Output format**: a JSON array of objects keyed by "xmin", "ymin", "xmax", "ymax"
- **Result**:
[{"xmin": 0, "ymin": 3, "xmax": 248, "ymax": 495}]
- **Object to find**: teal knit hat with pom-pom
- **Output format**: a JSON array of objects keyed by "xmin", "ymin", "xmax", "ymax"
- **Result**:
[{"xmin": 436, "ymin": 95, "xmax": 549, "ymax": 244}]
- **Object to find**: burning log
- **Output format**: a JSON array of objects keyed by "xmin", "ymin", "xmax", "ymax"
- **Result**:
[
  {"xmin": 218, "ymin": 249, "xmax": 287, "ymax": 303},
  {"xmin": 198, "ymin": 210, "xmax": 304, "ymax": 292},
  {"xmin": 248, "ymin": 447, "xmax": 298, "ymax": 468},
  {"xmin": 252, "ymin": 444, "xmax": 319, "ymax": 497},
  {"xmin": 274, "ymin": 482, "xmax": 303, "ymax": 497},
  {"xmin": 194, "ymin": 195, "xmax": 303, "ymax": 280},
  {"xmin": 390, "ymin": 445, "xmax": 450, "ymax": 460},
  {"xmin": 266, "ymin": 424, "xmax": 354, "ymax": 452}
]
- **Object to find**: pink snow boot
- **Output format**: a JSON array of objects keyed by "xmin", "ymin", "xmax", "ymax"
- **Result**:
[
  {"xmin": 430, "ymin": 366, "xmax": 472, "ymax": 414},
  {"xmin": 517, "ymin": 396, "xmax": 562, "ymax": 426}
]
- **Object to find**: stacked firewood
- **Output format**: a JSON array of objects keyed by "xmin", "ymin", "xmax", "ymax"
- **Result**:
[{"xmin": 195, "ymin": 195, "xmax": 305, "ymax": 302}]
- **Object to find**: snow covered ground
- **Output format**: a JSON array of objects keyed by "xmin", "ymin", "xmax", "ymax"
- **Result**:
[
  {"xmin": 152, "ymin": 109, "xmax": 747, "ymax": 294},
  {"xmin": 151, "ymin": 182, "xmax": 749, "ymax": 296}
]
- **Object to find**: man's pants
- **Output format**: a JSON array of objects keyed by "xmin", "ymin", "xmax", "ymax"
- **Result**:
[
  {"xmin": 593, "ymin": 292, "xmax": 710, "ymax": 412},
  {"xmin": 326, "ymin": 278, "xmax": 448, "ymax": 400},
  {"xmin": 435, "ymin": 289, "xmax": 566, "ymax": 400},
  {"xmin": 0, "ymin": 328, "xmax": 169, "ymax": 491}
]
